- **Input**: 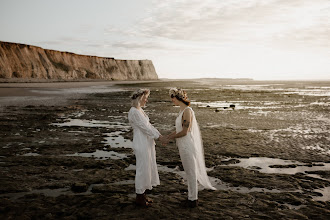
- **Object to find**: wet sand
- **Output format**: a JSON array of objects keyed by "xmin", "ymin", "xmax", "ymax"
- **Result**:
[
  {"xmin": 0, "ymin": 80, "xmax": 157, "ymax": 108},
  {"xmin": 0, "ymin": 79, "xmax": 329, "ymax": 219}
]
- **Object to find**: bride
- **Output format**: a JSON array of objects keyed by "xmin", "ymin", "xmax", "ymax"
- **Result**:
[
  {"xmin": 164, "ymin": 88, "xmax": 216, "ymax": 208},
  {"xmin": 128, "ymin": 88, "xmax": 164, "ymax": 207}
]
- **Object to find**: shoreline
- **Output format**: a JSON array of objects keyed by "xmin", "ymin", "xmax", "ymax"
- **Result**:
[
  {"xmin": 0, "ymin": 80, "xmax": 159, "ymax": 104},
  {"xmin": 0, "ymin": 79, "xmax": 160, "ymax": 88}
]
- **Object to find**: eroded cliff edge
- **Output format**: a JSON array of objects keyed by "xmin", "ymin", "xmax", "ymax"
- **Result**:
[{"xmin": 0, "ymin": 41, "xmax": 158, "ymax": 80}]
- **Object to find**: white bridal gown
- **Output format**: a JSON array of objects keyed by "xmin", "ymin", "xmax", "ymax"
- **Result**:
[
  {"xmin": 128, "ymin": 107, "xmax": 160, "ymax": 194},
  {"xmin": 175, "ymin": 107, "xmax": 216, "ymax": 200}
]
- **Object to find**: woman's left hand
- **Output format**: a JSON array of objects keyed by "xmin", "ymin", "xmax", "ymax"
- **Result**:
[{"xmin": 159, "ymin": 135, "xmax": 169, "ymax": 146}]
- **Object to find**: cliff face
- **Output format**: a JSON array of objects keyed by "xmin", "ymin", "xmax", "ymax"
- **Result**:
[{"xmin": 0, "ymin": 41, "xmax": 158, "ymax": 80}]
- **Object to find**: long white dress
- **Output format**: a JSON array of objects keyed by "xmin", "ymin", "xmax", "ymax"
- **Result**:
[
  {"xmin": 128, "ymin": 107, "xmax": 160, "ymax": 194},
  {"xmin": 175, "ymin": 106, "xmax": 216, "ymax": 200}
]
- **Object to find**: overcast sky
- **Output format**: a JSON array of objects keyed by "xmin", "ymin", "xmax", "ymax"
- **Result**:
[{"xmin": 1, "ymin": 0, "xmax": 330, "ymax": 80}]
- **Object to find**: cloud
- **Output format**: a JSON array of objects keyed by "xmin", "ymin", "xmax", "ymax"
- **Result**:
[
  {"xmin": 39, "ymin": 37, "xmax": 89, "ymax": 45},
  {"xmin": 110, "ymin": 39, "xmax": 209, "ymax": 54},
  {"xmin": 36, "ymin": 37, "xmax": 107, "ymax": 54},
  {"xmin": 112, "ymin": 41, "xmax": 166, "ymax": 50},
  {"xmin": 271, "ymin": 2, "xmax": 330, "ymax": 50},
  {"xmin": 135, "ymin": 0, "xmax": 330, "ymax": 50},
  {"xmin": 137, "ymin": 0, "xmax": 277, "ymax": 41}
]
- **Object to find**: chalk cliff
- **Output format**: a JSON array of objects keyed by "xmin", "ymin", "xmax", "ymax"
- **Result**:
[{"xmin": 0, "ymin": 41, "xmax": 158, "ymax": 80}]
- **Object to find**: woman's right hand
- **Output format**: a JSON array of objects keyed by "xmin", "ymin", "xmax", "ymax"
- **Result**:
[{"xmin": 159, "ymin": 135, "xmax": 169, "ymax": 146}]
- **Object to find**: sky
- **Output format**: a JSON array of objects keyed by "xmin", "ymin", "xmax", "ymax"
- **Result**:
[{"xmin": 1, "ymin": 0, "xmax": 330, "ymax": 80}]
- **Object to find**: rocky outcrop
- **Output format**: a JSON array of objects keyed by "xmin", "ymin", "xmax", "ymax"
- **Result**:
[{"xmin": 0, "ymin": 41, "xmax": 158, "ymax": 80}]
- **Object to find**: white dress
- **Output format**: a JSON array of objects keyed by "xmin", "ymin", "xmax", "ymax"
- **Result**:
[
  {"xmin": 175, "ymin": 106, "xmax": 216, "ymax": 200},
  {"xmin": 128, "ymin": 107, "xmax": 160, "ymax": 194}
]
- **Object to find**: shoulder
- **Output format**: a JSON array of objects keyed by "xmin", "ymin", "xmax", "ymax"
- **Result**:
[
  {"xmin": 182, "ymin": 107, "xmax": 192, "ymax": 117},
  {"xmin": 129, "ymin": 107, "xmax": 144, "ymax": 117},
  {"xmin": 184, "ymin": 107, "xmax": 193, "ymax": 114},
  {"xmin": 128, "ymin": 107, "xmax": 137, "ymax": 115}
]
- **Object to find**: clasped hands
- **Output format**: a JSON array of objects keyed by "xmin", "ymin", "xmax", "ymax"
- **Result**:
[{"xmin": 159, "ymin": 135, "xmax": 170, "ymax": 146}]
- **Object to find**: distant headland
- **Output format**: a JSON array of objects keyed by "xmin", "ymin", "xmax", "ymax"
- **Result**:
[{"xmin": 0, "ymin": 41, "xmax": 158, "ymax": 81}]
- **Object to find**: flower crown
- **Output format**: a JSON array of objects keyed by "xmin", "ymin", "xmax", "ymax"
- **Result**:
[
  {"xmin": 130, "ymin": 88, "xmax": 150, "ymax": 100},
  {"xmin": 169, "ymin": 88, "xmax": 188, "ymax": 100}
]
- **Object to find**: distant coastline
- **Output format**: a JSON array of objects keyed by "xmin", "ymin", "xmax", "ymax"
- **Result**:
[{"xmin": 0, "ymin": 41, "xmax": 158, "ymax": 81}]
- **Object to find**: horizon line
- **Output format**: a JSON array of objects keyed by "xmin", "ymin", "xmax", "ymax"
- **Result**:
[{"xmin": 158, "ymin": 78, "xmax": 330, "ymax": 81}]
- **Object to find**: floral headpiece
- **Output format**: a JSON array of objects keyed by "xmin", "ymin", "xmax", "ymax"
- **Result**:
[
  {"xmin": 130, "ymin": 88, "xmax": 150, "ymax": 100},
  {"xmin": 169, "ymin": 88, "xmax": 188, "ymax": 101}
]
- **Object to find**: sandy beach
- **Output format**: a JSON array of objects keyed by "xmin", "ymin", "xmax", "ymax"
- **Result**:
[{"xmin": 0, "ymin": 79, "xmax": 329, "ymax": 219}]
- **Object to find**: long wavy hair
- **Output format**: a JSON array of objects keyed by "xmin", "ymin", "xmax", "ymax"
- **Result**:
[
  {"xmin": 169, "ymin": 88, "xmax": 190, "ymax": 106},
  {"xmin": 131, "ymin": 88, "xmax": 150, "ymax": 108}
]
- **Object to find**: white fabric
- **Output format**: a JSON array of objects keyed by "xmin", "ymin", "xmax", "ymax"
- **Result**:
[
  {"xmin": 128, "ymin": 107, "xmax": 160, "ymax": 194},
  {"xmin": 175, "ymin": 107, "xmax": 216, "ymax": 200}
]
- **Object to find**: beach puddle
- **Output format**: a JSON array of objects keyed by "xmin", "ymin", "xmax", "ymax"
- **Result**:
[
  {"xmin": 52, "ymin": 114, "xmax": 132, "ymax": 159},
  {"xmin": 313, "ymin": 186, "xmax": 330, "ymax": 201},
  {"xmin": 221, "ymin": 157, "xmax": 330, "ymax": 201},
  {"xmin": 102, "ymin": 131, "xmax": 132, "ymax": 148},
  {"xmin": 52, "ymin": 118, "xmax": 130, "ymax": 130},
  {"xmin": 52, "ymin": 112, "xmax": 130, "ymax": 130},
  {"xmin": 223, "ymin": 157, "xmax": 330, "ymax": 177},
  {"xmin": 125, "ymin": 164, "xmax": 301, "ymax": 195},
  {"xmin": 65, "ymin": 130, "xmax": 132, "ymax": 160},
  {"xmin": 125, "ymin": 157, "xmax": 330, "ymax": 201}
]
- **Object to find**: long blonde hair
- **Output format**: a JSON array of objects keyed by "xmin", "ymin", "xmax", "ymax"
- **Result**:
[{"xmin": 131, "ymin": 88, "xmax": 150, "ymax": 108}]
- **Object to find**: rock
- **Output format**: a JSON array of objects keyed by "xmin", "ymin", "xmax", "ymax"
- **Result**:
[
  {"xmin": 71, "ymin": 182, "xmax": 88, "ymax": 193},
  {"xmin": 0, "ymin": 41, "xmax": 158, "ymax": 80}
]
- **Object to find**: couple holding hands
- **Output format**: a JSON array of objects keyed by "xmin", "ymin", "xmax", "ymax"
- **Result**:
[{"xmin": 128, "ymin": 88, "xmax": 216, "ymax": 208}]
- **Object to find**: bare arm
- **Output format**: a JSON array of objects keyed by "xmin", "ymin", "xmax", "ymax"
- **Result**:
[
  {"xmin": 168, "ymin": 109, "xmax": 192, "ymax": 140},
  {"xmin": 169, "ymin": 131, "xmax": 176, "ymax": 136}
]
